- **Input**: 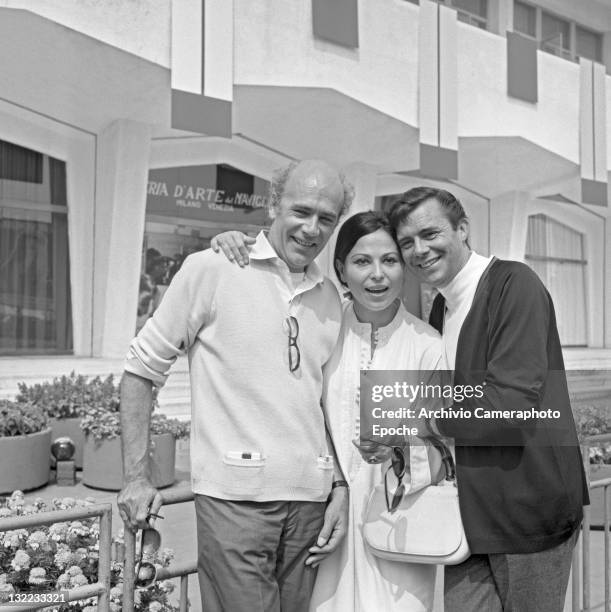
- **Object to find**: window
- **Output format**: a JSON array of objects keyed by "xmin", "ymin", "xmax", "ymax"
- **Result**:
[
  {"xmin": 514, "ymin": 1, "xmax": 535, "ymax": 38},
  {"xmin": 403, "ymin": 0, "xmax": 488, "ymax": 29},
  {"xmin": 452, "ymin": 0, "xmax": 487, "ymax": 29},
  {"xmin": 0, "ymin": 140, "xmax": 43, "ymax": 183},
  {"xmin": 576, "ymin": 26, "xmax": 602, "ymax": 62},
  {"xmin": 525, "ymin": 214, "xmax": 587, "ymax": 346},
  {"xmin": 514, "ymin": 1, "xmax": 603, "ymax": 64},
  {"xmin": 0, "ymin": 142, "xmax": 72, "ymax": 354},
  {"xmin": 541, "ymin": 12, "xmax": 571, "ymax": 59}
]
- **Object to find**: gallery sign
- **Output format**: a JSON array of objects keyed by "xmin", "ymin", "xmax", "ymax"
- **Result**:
[{"xmin": 146, "ymin": 165, "xmax": 271, "ymax": 225}]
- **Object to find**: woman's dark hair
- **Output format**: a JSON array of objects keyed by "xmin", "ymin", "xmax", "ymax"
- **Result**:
[{"xmin": 333, "ymin": 211, "xmax": 399, "ymax": 287}]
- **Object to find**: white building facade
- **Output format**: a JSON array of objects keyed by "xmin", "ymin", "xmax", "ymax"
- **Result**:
[{"xmin": 0, "ymin": 0, "xmax": 609, "ymax": 382}]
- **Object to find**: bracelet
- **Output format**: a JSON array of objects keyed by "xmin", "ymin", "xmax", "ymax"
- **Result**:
[{"xmin": 331, "ymin": 480, "xmax": 349, "ymax": 489}]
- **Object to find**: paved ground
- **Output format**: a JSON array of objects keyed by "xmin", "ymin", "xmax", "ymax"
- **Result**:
[{"xmin": 13, "ymin": 468, "xmax": 608, "ymax": 612}]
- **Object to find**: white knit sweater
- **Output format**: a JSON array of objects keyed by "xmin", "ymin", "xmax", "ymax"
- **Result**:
[{"xmin": 126, "ymin": 233, "xmax": 342, "ymax": 501}]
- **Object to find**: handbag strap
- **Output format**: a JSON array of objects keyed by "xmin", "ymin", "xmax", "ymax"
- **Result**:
[{"xmin": 427, "ymin": 437, "xmax": 456, "ymax": 482}]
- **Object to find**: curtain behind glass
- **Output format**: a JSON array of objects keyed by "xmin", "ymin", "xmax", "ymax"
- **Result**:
[
  {"xmin": 525, "ymin": 215, "xmax": 587, "ymax": 346},
  {"xmin": 514, "ymin": 1, "xmax": 536, "ymax": 37},
  {"xmin": 0, "ymin": 151, "xmax": 71, "ymax": 354}
]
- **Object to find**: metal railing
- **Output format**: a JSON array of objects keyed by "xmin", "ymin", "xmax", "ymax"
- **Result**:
[
  {"xmin": 122, "ymin": 488, "xmax": 197, "ymax": 612},
  {"xmin": 0, "ymin": 440, "xmax": 608, "ymax": 611},
  {"xmin": 0, "ymin": 503, "xmax": 112, "ymax": 612},
  {"xmin": 574, "ymin": 433, "xmax": 611, "ymax": 612}
]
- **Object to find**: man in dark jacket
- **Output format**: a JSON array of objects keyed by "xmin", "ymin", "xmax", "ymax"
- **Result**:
[{"xmin": 388, "ymin": 186, "xmax": 589, "ymax": 612}]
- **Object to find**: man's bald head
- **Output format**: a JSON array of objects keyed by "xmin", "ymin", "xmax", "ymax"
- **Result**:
[
  {"xmin": 269, "ymin": 160, "xmax": 353, "ymax": 219},
  {"xmin": 266, "ymin": 159, "xmax": 354, "ymax": 272}
]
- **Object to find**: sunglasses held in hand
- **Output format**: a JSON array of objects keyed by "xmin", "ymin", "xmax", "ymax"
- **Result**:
[{"xmin": 135, "ymin": 513, "xmax": 163, "ymax": 588}]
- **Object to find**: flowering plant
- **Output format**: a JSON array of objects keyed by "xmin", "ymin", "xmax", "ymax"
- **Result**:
[
  {"xmin": 80, "ymin": 406, "xmax": 188, "ymax": 442},
  {"xmin": 589, "ymin": 443, "xmax": 611, "ymax": 465},
  {"xmin": 16, "ymin": 373, "xmax": 125, "ymax": 421},
  {"xmin": 573, "ymin": 404, "xmax": 611, "ymax": 464},
  {"xmin": 0, "ymin": 401, "xmax": 47, "ymax": 437},
  {"xmin": 0, "ymin": 491, "xmax": 183, "ymax": 611}
]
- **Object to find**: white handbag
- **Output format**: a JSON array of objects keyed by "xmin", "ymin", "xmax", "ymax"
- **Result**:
[{"xmin": 363, "ymin": 438, "xmax": 470, "ymax": 565}]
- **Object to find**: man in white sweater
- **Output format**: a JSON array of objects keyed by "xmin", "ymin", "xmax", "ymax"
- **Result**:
[{"xmin": 118, "ymin": 160, "xmax": 353, "ymax": 612}]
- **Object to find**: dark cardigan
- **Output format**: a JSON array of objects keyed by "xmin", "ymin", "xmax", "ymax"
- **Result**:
[{"xmin": 429, "ymin": 258, "xmax": 589, "ymax": 554}]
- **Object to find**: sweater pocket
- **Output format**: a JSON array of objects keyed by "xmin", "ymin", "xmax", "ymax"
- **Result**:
[{"xmin": 221, "ymin": 452, "xmax": 266, "ymax": 496}]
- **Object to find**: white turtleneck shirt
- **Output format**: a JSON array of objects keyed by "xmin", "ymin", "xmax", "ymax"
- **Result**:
[{"xmin": 437, "ymin": 251, "xmax": 493, "ymax": 369}]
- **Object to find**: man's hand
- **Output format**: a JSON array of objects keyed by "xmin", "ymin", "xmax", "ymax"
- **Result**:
[
  {"xmin": 210, "ymin": 231, "xmax": 256, "ymax": 267},
  {"xmin": 306, "ymin": 486, "xmax": 349, "ymax": 568},
  {"xmin": 117, "ymin": 477, "xmax": 163, "ymax": 531}
]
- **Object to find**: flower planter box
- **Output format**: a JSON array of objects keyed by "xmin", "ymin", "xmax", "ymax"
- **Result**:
[
  {"xmin": 0, "ymin": 428, "xmax": 51, "ymax": 493},
  {"xmin": 49, "ymin": 417, "xmax": 84, "ymax": 469},
  {"xmin": 82, "ymin": 433, "xmax": 176, "ymax": 491}
]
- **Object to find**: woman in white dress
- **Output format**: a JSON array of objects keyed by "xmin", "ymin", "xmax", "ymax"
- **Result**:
[
  {"xmin": 309, "ymin": 211, "xmax": 445, "ymax": 612},
  {"xmin": 211, "ymin": 212, "xmax": 445, "ymax": 611}
]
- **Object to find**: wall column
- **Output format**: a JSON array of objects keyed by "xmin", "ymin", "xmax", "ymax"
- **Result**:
[
  {"xmin": 606, "ymin": 217, "xmax": 611, "ymax": 347},
  {"xmin": 93, "ymin": 119, "xmax": 152, "ymax": 357},
  {"xmin": 489, "ymin": 190, "xmax": 529, "ymax": 260}
]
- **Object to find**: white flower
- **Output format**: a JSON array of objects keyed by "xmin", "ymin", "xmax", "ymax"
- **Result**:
[
  {"xmin": 49, "ymin": 522, "xmax": 69, "ymax": 542},
  {"xmin": 70, "ymin": 574, "xmax": 88, "ymax": 587},
  {"xmin": 27, "ymin": 530, "xmax": 48, "ymax": 550},
  {"xmin": 28, "ymin": 567, "xmax": 47, "ymax": 586},
  {"xmin": 33, "ymin": 497, "xmax": 46, "ymax": 509},
  {"xmin": 109, "ymin": 586, "xmax": 123, "ymax": 601},
  {"xmin": 4, "ymin": 529, "xmax": 28, "ymax": 548},
  {"xmin": 159, "ymin": 548, "xmax": 175, "ymax": 565},
  {"xmin": 56, "ymin": 573, "xmax": 71, "ymax": 588},
  {"xmin": 54, "ymin": 550, "xmax": 73, "ymax": 569},
  {"xmin": 0, "ymin": 582, "xmax": 15, "ymax": 595},
  {"xmin": 11, "ymin": 550, "xmax": 31, "ymax": 571},
  {"xmin": 66, "ymin": 565, "xmax": 83, "ymax": 577},
  {"xmin": 148, "ymin": 602, "xmax": 163, "ymax": 612},
  {"xmin": 7, "ymin": 493, "xmax": 25, "ymax": 509},
  {"xmin": 159, "ymin": 580, "xmax": 175, "ymax": 593},
  {"xmin": 68, "ymin": 521, "xmax": 89, "ymax": 536}
]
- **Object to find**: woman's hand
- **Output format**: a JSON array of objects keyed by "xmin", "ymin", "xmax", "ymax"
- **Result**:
[{"xmin": 210, "ymin": 231, "xmax": 256, "ymax": 267}]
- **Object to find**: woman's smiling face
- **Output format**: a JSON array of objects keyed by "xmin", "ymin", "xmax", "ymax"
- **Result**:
[{"xmin": 336, "ymin": 229, "xmax": 404, "ymax": 319}]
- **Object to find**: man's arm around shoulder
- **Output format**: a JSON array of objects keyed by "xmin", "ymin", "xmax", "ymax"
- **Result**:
[{"xmin": 117, "ymin": 371, "xmax": 163, "ymax": 530}]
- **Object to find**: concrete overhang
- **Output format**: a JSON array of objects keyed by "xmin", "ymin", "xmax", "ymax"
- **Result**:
[
  {"xmin": 0, "ymin": 8, "xmax": 173, "ymax": 136},
  {"xmin": 233, "ymin": 85, "xmax": 419, "ymax": 173},
  {"xmin": 0, "ymin": 8, "xmax": 585, "ymax": 201}
]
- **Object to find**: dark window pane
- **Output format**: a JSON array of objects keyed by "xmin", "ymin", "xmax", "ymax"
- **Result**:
[
  {"xmin": 541, "ymin": 11, "xmax": 570, "ymax": 52},
  {"xmin": 0, "ymin": 140, "xmax": 43, "ymax": 183},
  {"xmin": 514, "ymin": 1, "xmax": 536, "ymax": 37},
  {"xmin": 49, "ymin": 157, "xmax": 68, "ymax": 207},
  {"xmin": 453, "ymin": 0, "xmax": 486, "ymax": 18},
  {"xmin": 576, "ymin": 26, "xmax": 602, "ymax": 62},
  {"xmin": 0, "ymin": 208, "xmax": 72, "ymax": 354}
]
